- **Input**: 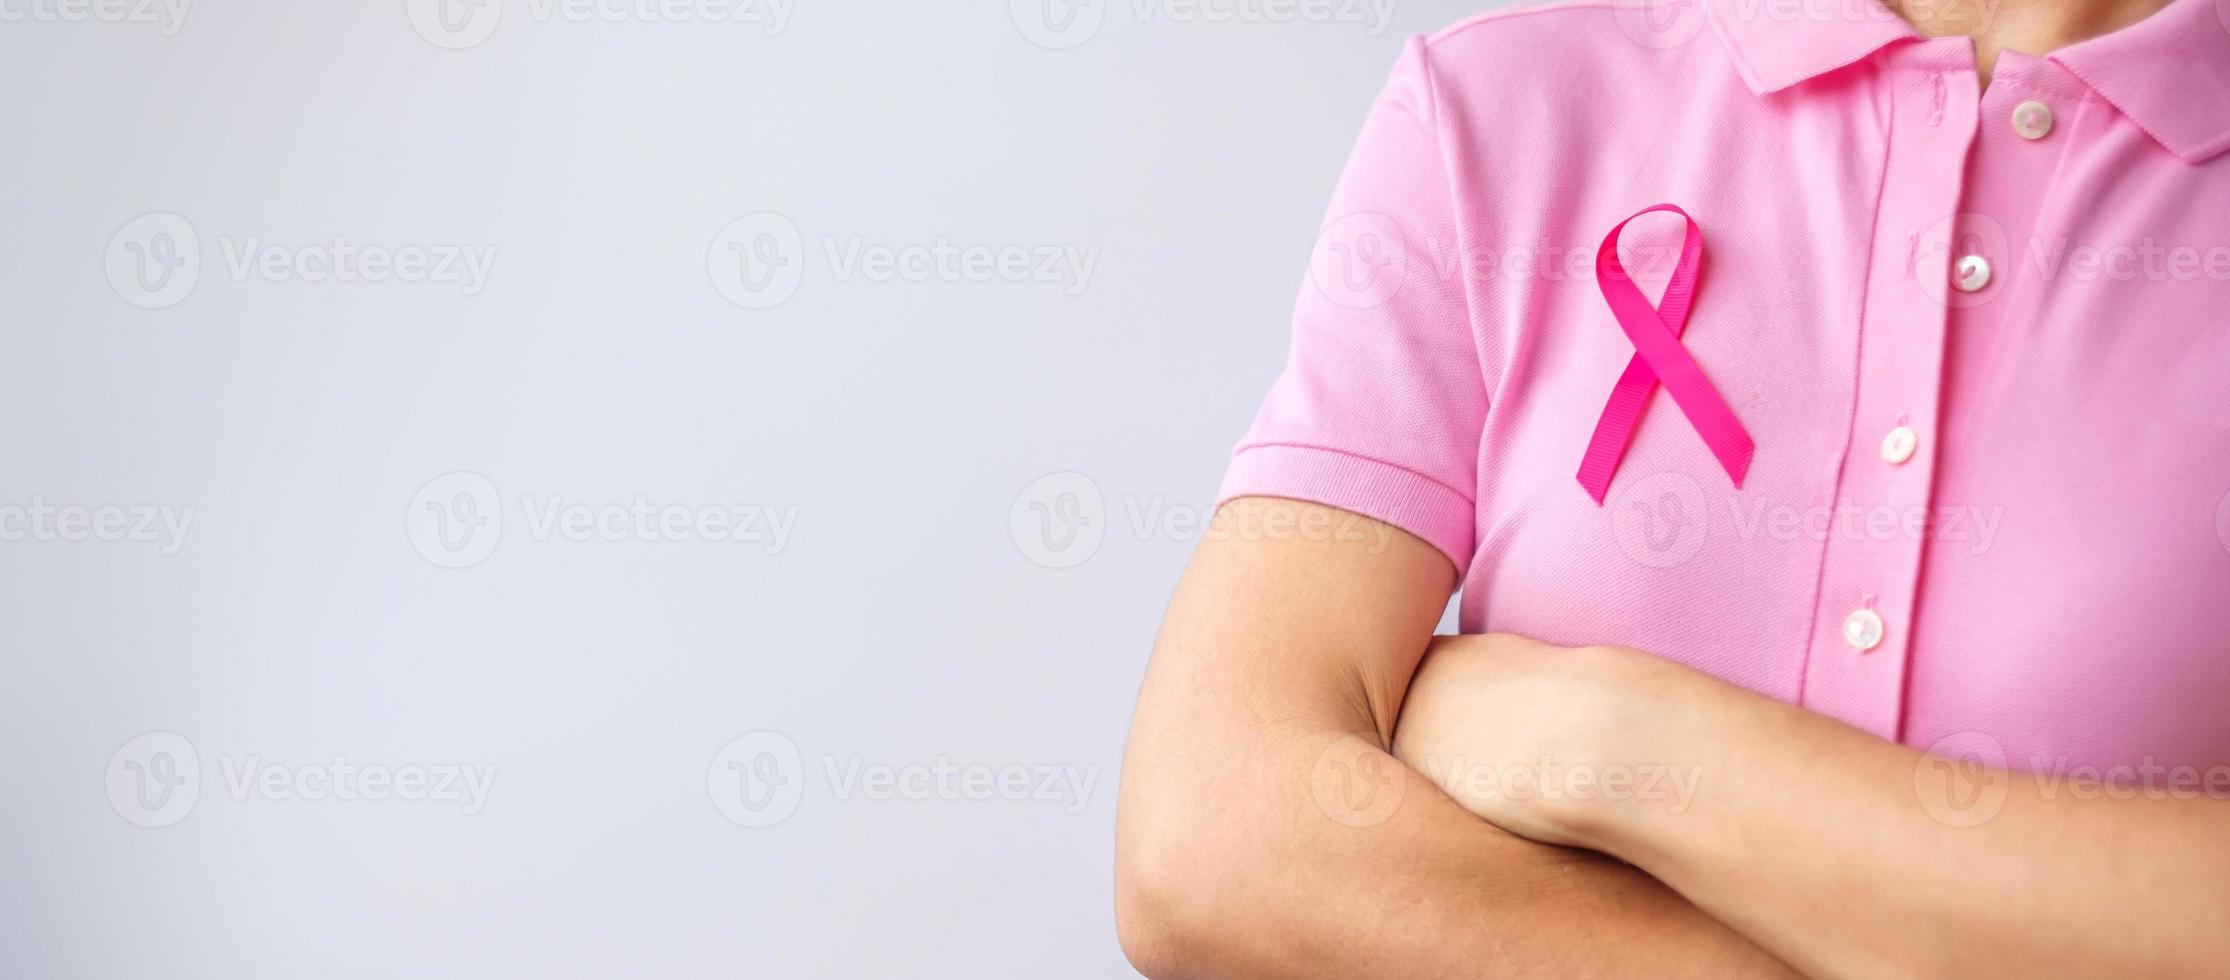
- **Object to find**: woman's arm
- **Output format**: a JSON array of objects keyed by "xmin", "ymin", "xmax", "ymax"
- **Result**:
[
  {"xmin": 1392, "ymin": 634, "xmax": 2230, "ymax": 980},
  {"xmin": 1114, "ymin": 498, "xmax": 1796, "ymax": 979}
]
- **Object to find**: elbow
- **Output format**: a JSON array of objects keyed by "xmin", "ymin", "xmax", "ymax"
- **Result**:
[
  {"xmin": 1113, "ymin": 835, "xmax": 1209, "ymax": 978},
  {"xmin": 1114, "ymin": 812, "xmax": 1258, "ymax": 979}
]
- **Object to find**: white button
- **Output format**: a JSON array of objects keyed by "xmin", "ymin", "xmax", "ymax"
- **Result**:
[
  {"xmin": 1843, "ymin": 609, "xmax": 1885, "ymax": 652},
  {"xmin": 1881, "ymin": 426, "xmax": 1918, "ymax": 465},
  {"xmin": 2012, "ymin": 100, "xmax": 2054, "ymax": 140},
  {"xmin": 1953, "ymin": 254, "xmax": 1992, "ymax": 292}
]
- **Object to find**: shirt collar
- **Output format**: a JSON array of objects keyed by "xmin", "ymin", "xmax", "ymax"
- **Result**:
[
  {"xmin": 1705, "ymin": 0, "xmax": 2230, "ymax": 163},
  {"xmin": 2049, "ymin": 0, "xmax": 2230, "ymax": 162},
  {"xmin": 1703, "ymin": 0, "xmax": 1921, "ymax": 95}
]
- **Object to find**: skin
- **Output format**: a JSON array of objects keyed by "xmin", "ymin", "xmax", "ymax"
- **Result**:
[
  {"xmin": 1115, "ymin": 1, "xmax": 2205, "ymax": 974},
  {"xmin": 1887, "ymin": 0, "xmax": 2174, "ymax": 86},
  {"xmin": 1393, "ymin": 634, "xmax": 2230, "ymax": 978},
  {"xmin": 1113, "ymin": 498, "xmax": 1796, "ymax": 978}
]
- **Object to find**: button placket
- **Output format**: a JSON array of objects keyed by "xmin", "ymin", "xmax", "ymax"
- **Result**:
[{"xmin": 1798, "ymin": 59, "xmax": 1977, "ymax": 740}]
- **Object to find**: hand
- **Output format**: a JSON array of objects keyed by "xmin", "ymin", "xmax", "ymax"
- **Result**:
[{"xmin": 1390, "ymin": 633, "xmax": 1709, "ymax": 849}]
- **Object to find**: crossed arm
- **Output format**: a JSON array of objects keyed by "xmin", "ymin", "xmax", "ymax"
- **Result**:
[
  {"xmin": 1113, "ymin": 496, "xmax": 1796, "ymax": 978},
  {"xmin": 1114, "ymin": 497, "xmax": 2230, "ymax": 979}
]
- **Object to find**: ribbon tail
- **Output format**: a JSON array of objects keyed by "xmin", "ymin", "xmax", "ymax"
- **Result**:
[{"xmin": 1575, "ymin": 356, "xmax": 1660, "ymax": 503}]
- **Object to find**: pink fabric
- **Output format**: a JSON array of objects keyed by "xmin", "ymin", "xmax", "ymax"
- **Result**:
[{"xmin": 1219, "ymin": 0, "xmax": 2230, "ymax": 773}]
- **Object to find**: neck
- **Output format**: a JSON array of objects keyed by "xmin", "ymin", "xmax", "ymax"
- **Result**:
[{"xmin": 1882, "ymin": 0, "xmax": 2175, "ymax": 85}]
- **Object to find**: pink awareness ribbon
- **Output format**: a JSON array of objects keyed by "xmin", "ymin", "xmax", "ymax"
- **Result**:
[{"xmin": 1575, "ymin": 204, "xmax": 1753, "ymax": 504}]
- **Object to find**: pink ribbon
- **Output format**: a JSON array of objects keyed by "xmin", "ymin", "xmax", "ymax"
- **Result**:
[{"xmin": 1575, "ymin": 204, "xmax": 1753, "ymax": 504}]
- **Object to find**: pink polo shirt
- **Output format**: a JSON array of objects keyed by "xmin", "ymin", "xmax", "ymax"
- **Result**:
[{"xmin": 1220, "ymin": 0, "xmax": 2230, "ymax": 772}]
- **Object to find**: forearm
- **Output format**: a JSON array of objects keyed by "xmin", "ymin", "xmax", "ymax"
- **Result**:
[
  {"xmin": 1398, "ymin": 636, "xmax": 2230, "ymax": 979},
  {"xmin": 1573, "ymin": 673, "xmax": 2230, "ymax": 979},
  {"xmin": 1119, "ymin": 686, "xmax": 1795, "ymax": 979},
  {"xmin": 1116, "ymin": 501, "xmax": 1795, "ymax": 978}
]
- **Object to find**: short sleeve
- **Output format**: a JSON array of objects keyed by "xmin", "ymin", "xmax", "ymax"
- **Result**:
[{"xmin": 1216, "ymin": 36, "xmax": 1485, "ymax": 573}]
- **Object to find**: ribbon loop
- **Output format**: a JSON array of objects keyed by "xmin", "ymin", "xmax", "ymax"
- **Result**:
[{"xmin": 1576, "ymin": 204, "xmax": 1753, "ymax": 504}]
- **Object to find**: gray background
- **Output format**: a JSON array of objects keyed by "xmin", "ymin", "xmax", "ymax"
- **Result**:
[{"xmin": 0, "ymin": 0, "xmax": 1481, "ymax": 975}]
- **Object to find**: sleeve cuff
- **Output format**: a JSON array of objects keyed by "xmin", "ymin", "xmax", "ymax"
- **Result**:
[{"xmin": 1214, "ymin": 443, "xmax": 1475, "ymax": 575}]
